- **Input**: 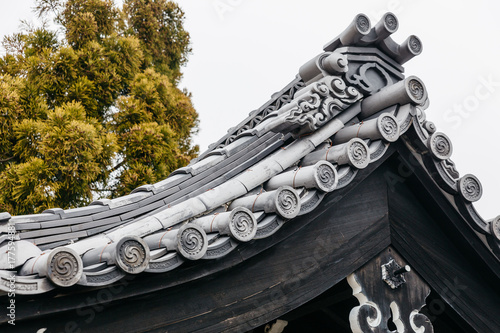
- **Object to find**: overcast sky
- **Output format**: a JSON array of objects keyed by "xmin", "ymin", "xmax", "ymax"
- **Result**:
[{"xmin": 1, "ymin": 0, "xmax": 499, "ymax": 220}]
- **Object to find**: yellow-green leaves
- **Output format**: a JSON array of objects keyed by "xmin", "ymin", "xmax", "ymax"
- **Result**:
[
  {"xmin": 1, "ymin": 102, "xmax": 118, "ymax": 214},
  {"xmin": 111, "ymin": 68, "xmax": 198, "ymax": 196},
  {"xmin": 0, "ymin": 0, "xmax": 198, "ymax": 214},
  {"xmin": 124, "ymin": 0, "xmax": 191, "ymax": 83},
  {"xmin": 0, "ymin": 158, "xmax": 52, "ymax": 213}
]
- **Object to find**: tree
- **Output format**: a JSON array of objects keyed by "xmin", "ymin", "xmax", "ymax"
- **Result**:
[{"xmin": 0, "ymin": 0, "xmax": 198, "ymax": 215}]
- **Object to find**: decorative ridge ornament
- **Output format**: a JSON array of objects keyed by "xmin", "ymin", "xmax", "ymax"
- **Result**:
[
  {"xmin": 227, "ymin": 208, "xmax": 257, "ymax": 242},
  {"xmin": 281, "ymin": 76, "xmax": 362, "ymax": 133},
  {"xmin": 408, "ymin": 35, "xmax": 423, "ymax": 54},
  {"xmin": 301, "ymin": 138, "xmax": 370, "ymax": 169},
  {"xmin": 383, "ymin": 12, "xmax": 398, "ymax": 33},
  {"xmin": 229, "ymin": 186, "xmax": 301, "ymax": 219}
]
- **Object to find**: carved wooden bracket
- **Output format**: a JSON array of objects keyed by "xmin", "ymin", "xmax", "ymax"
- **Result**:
[{"xmin": 348, "ymin": 247, "xmax": 434, "ymax": 333}]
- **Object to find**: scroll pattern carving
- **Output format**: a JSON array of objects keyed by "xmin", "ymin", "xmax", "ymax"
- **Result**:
[
  {"xmin": 285, "ymin": 77, "xmax": 361, "ymax": 131},
  {"xmin": 385, "ymin": 13, "xmax": 398, "ymax": 31},
  {"xmin": 229, "ymin": 208, "xmax": 257, "ymax": 242},
  {"xmin": 348, "ymin": 247, "xmax": 433, "ymax": 333},
  {"xmin": 442, "ymin": 159, "xmax": 459, "ymax": 179},
  {"xmin": 349, "ymin": 140, "xmax": 369, "ymax": 169},
  {"xmin": 378, "ymin": 115, "xmax": 399, "ymax": 142},
  {"xmin": 315, "ymin": 162, "xmax": 338, "ymax": 192},
  {"xmin": 347, "ymin": 63, "xmax": 393, "ymax": 94},
  {"xmin": 254, "ymin": 216, "xmax": 283, "ymax": 239},
  {"xmin": 205, "ymin": 239, "xmax": 234, "ymax": 258},
  {"xmin": 298, "ymin": 190, "xmax": 325, "ymax": 216},
  {"xmin": 423, "ymin": 121, "xmax": 436, "ymax": 134},
  {"xmin": 276, "ymin": 188, "xmax": 300, "ymax": 219},
  {"xmin": 177, "ymin": 225, "xmax": 208, "ymax": 260},
  {"xmin": 459, "ymin": 175, "xmax": 482, "ymax": 202},
  {"xmin": 399, "ymin": 112, "xmax": 413, "ymax": 134},
  {"xmin": 146, "ymin": 253, "xmax": 183, "ymax": 273},
  {"xmin": 369, "ymin": 141, "xmax": 389, "ymax": 162},
  {"xmin": 85, "ymin": 268, "xmax": 125, "ymax": 285},
  {"xmin": 47, "ymin": 247, "xmax": 83, "ymax": 287},
  {"xmin": 337, "ymin": 167, "xmax": 358, "ymax": 189},
  {"xmin": 408, "ymin": 79, "xmax": 424, "ymax": 101},
  {"xmin": 491, "ymin": 216, "xmax": 500, "ymax": 241},
  {"xmin": 357, "ymin": 14, "xmax": 370, "ymax": 32},
  {"xmin": 409, "ymin": 36, "xmax": 422, "ymax": 54},
  {"xmin": 116, "ymin": 236, "xmax": 150, "ymax": 274},
  {"xmin": 428, "ymin": 132, "xmax": 452, "ymax": 160}
]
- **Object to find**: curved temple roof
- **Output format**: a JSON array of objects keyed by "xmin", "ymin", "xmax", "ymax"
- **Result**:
[{"xmin": 1, "ymin": 12, "xmax": 499, "ymax": 297}]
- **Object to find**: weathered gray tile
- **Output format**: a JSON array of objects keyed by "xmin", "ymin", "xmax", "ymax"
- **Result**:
[
  {"xmin": 11, "ymin": 213, "xmax": 60, "ymax": 223},
  {"xmin": 40, "ymin": 215, "xmax": 93, "ymax": 228},
  {"xmin": 38, "ymin": 240, "xmax": 72, "ymax": 251},
  {"xmin": 70, "ymin": 216, "xmax": 121, "ymax": 232},
  {"xmin": 121, "ymin": 200, "xmax": 165, "ymax": 221},
  {"xmin": 15, "ymin": 222, "xmax": 41, "ymax": 231},
  {"xmin": 86, "ymin": 220, "xmax": 126, "ymax": 236},
  {"xmin": 92, "ymin": 203, "xmax": 140, "ymax": 220},
  {"xmin": 19, "ymin": 226, "xmax": 72, "ymax": 239},
  {"xmin": 0, "ymin": 212, "xmax": 12, "ymax": 222},
  {"xmin": 29, "ymin": 231, "xmax": 87, "ymax": 245},
  {"xmin": 138, "ymin": 185, "xmax": 180, "ymax": 207},
  {"xmin": 91, "ymin": 191, "xmax": 152, "ymax": 208},
  {"xmin": 63, "ymin": 205, "xmax": 109, "ymax": 219}
]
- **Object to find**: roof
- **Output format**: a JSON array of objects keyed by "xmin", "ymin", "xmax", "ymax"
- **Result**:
[{"xmin": 1, "ymin": 12, "xmax": 499, "ymax": 299}]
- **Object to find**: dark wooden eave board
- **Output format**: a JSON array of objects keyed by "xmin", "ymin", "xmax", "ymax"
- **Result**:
[
  {"xmin": 394, "ymin": 141, "xmax": 500, "ymax": 281},
  {"xmin": 385, "ymin": 152, "xmax": 500, "ymax": 333}
]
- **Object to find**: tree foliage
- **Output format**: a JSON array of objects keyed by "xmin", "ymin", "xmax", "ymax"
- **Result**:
[{"xmin": 0, "ymin": 0, "xmax": 198, "ymax": 214}]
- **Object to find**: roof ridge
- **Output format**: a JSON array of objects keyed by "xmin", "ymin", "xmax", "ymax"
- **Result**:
[{"xmin": 1, "ymin": 12, "xmax": 498, "ymax": 296}]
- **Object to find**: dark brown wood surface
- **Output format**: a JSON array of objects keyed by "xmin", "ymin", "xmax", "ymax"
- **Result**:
[{"xmin": 387, "ymin": 147, "xmax": 500, "ymax": 333}]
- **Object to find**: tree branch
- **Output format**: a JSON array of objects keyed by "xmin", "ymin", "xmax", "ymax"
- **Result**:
[
  {"xmin": 110, "ymin": 160, "xmax": 126, "ymax": 172},
  {"xmin": 0, "ymin": 156, "xmax": 15, "ymax": 163}
]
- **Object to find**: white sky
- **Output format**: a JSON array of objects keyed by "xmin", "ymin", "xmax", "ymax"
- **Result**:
[{"xmin": 1, "ymin": 0, "xmax": 499, "ymax": 221}]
